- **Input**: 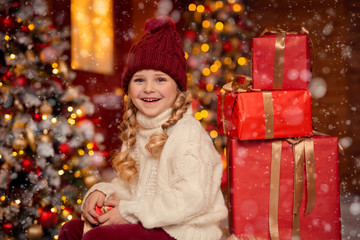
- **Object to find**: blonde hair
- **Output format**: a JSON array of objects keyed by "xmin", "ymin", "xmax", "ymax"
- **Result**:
[{"xmin": 112, "ymin": 91, "xmax": 192, "ymax": 182}]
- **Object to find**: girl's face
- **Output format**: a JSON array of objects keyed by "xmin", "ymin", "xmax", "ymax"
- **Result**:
[{"xmin": 129, "ymin": 69, "xmax": 178, "ymax": 118}]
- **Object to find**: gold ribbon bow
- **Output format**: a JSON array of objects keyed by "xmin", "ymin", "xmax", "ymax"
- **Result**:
[
  {"xmin": 221, "ymin": 76, "xmax": 275, "ymax": 139},
  {"xmin": 222, "ymin": 75, "xmax": 254, "ymax": 93},
  {"xmin": 269, "ymin": 137, "xmax": 316, "ymax": 240},
  {"xmin": 260, "ymin": 27, "xmax": 310, "ymax": 90}
]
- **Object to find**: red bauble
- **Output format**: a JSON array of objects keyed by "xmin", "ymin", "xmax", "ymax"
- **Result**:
[
  {"xmin": 210, "ymin": 32, "xmax": 219, "ymax": 43},
  {"xmin": 22, "ymin": 157, "xmax": 35, "ymax": 172},
  {"xmin": 2, "ymin": 222, "xmax": 14, "ymax": 234},
  {"xmin": 184, "ymin": 30, "xmax": 197, "ymax": 41},
  {"xmin": 0, "ymin": 15, "xmax": 19, "ymax": 32},
  {"xmin": 38, "ymin": 209, "xmax": 58, "ymax": 229},
  {"xmin": 222, "ymin": 41, "xmax": 232, "ymax": 52},
  {"xmin": 40, "ymin": 46, "xmax": 59, "ymax": 63},
  {"xmin": 12, "ymin": 75, "xmax": 29, "ymax": 87},
  {"xmin": 58, "ymin": 142, "xmax": 74, "ymax": 158}
]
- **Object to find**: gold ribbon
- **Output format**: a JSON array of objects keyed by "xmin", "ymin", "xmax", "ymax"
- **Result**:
[
  {"xmin": 260, "ymin": 27, "xmax": 310, "ymax": 90},
  {"xmin": 269, "ymin": 137, "xmax": 316, "ymax": 240},
  {"xmin": 269, "ymin": 140, "xmax": 282, "ymax": 240},
  {"xmin": 263, "ymin": 92, "xmax": 274, "ymax": 139}
]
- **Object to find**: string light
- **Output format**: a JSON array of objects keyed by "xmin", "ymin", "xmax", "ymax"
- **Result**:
[
  {"xmin": 188, "ymin": 3, "xmax": 196, "ymax": 11},
  {"xmin": 5, "ymin": 114, "xmax": 12, "ymax": 120},
  {"xmin": 12, "ymin": 152, "xmax": 18, "ymax": 157},
  {"xmin": 194, "ymin": 112, "xmax": 202, "ymax": 120},
  {"xmin": 67, "ymin": 106, "xmax": 74, "ymax": 112},
  {"xmin": 52, "ymin": 63, "xmax": 59, "ymax": 68},
  {"xmin": 68, "ymin": 118, "xmax": 76, "ymax": 125},
  {"xmin": 52, "ymin": 68, "xmax": 59, "ymax": 74},
  {"xmin": 202, "ymin": 20, "xmax": 210, "ymax": 28},
  {"xmin": 233, "ymin": 4, "xmax": 242, "ymax": 12},
  {"xmin": 51, "ymin": 207, "xmax": 57, "ymax": 213},
  {"xmin": 58, "ymin": 170, "xmax": 65, "ymax": 175},
  {"xmin": 184, "ymin": 52, "xmax": 188, "ymax": 59},
  {"xmin": 237, "ymin": 57, "xmax": 247, "ymax": 65},
  {"xmin": 1, "ymin": 195, "xmax": 6, "ymax": 201},
  {"xmin": 210, "ymin": 130, "xmax": 218, "ymax": 139},
  {"xmin": 51, "ymin": 117, "xmax": 57, "ymax": 124},
  {"xmin": 77, "ymin": 199, "xmax": 82, "ymax": 204},
  {"xmin": 210, "ymin": 64, "xmax": 219, "ymax": 73},
  {"xmin": 224, "ymin": 57, "xmax": 232, "ymax": 65},
  {"xmin": 78, "ymin": 149, "xmax": 85, "ymax": 155},
  {"xmin": 202, "ymin": 68, "xmax": 211, "ymax": 76},
  {"xmin": 15, "ymin": 199, "xmax": 21, "ymax": 205},
  {"xmin": 201, "ymin": 43, "xmax": 209, "ymax": 52},
  {"xmin": 74, "ymin": 171, "xmax": 81, "ymax": 178},
  {"xmin": 63, "ymin": 164, "xmax": 69, "ymax": 170},
  {"xmin": 28, "ymin": 23, "xmax": 35, "ymax": 31},
  {"xmin": 215, "ymin": 22, "xmax": 224, "ymax": 31},
  {"xmin": 206, "ymin": 83, "xmax": 214, "ymax": 92},
  {"xmin": 201, "ymin": 110, "xmax": 209, "ymax": 118},
  {"xmin": 215, "ymin": 1, "xmax": 223, "ymax": 9},
  {"xmin": 70, "ymin": 113, "xmax": 77, "ymax": 119},
  {"xmin": 197, "ymin": 5, "xmax": 205, "ymax": 13},
  {"xmin": 88, "ymin": 150, "xmax": 94, "ymax": 156},
  {"xmin": 42, "ymin": 114, "xmax": 48, "ymax": 120},
  {"xmin": 4, "ymin": 35, "xmax": 10, "ymax": 41},
  {"xmin": 87, "ymin": 143, "xmax": 94, "ymax": 149},
  {"xmin": 10, "ymin": 54, "xmax": 16, "ymax": 59}
]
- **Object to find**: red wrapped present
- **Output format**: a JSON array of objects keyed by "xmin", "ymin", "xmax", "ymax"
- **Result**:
[
  {"xmin": 217, "ymin": 89, "xmax": 313, "ymax": 140},
  {"xmin": 227, "ymin": 136, "xmax": 341, "ymax": 239},
  {"xmin": 252, "ymin": 28, "xmax": 311, "ymax": 90}
]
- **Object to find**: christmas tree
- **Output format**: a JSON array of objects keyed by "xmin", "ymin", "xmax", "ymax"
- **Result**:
[
  {"xmin": 182, "ymin": 0, "xmax": 254, "ymax": 162},
  {"xmin": 0, "ymin": 0, "xmax": 107, "ymax": 239}
]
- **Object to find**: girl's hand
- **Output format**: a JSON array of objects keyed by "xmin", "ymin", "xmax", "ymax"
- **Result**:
[
  {"xmin": 82, "ymin": 190, "xmax": 106, "ymax": 225},
  {"xmin": 97, "ymin": 199, "xmax": 129, "ymax": 226}
]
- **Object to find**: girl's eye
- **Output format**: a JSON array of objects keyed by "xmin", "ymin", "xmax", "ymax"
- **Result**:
[
  {"xmin": 156, "ymin": 77, "xmax": 166, "ymax": 82},
  {"xmin": 133, "ymin": 78, "xmax": 144, "ymax": 83}
]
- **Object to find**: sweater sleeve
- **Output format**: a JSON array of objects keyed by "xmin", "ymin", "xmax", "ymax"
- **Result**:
[{"xmin": 118, "ymin": 118, "xmax": 224, "ymax": 228}]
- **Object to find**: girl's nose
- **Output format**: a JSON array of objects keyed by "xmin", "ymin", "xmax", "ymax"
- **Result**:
[{"xmin": 144, "ymin": 80, "xmax": 155, "ymax": 93}]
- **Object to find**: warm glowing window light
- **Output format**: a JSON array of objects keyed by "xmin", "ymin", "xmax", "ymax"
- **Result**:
[{"xmin": 71, "ymin": 0, "xmax": 114, "ymax": 75}]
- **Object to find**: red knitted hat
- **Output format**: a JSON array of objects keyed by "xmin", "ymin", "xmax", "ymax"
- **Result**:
[{"xmin": 122, "ymin": 16, "xmax": 187, "ymax": 92}]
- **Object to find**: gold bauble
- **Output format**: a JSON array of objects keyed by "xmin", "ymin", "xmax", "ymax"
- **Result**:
[
  {"xmin": 25, "ymin": 125, "xmax": 37, "ymax": 152},
  {"xmin": 12, "ymin": 138, "xmax": 27, "ymax": 151},
  {"xmin": 39, "ymin": 101, "xmax": 53, "ymax": 114},
  {"xmin": 38, "ymin": 133, "xmax": 52, "ymax": 143},
  {"xmin": 26, "ymin": 224, "xmax": 44, "ymax": 239},
  {"xmin": 84, "ymin": 174, "xmax": 99, "ymax": 188}
]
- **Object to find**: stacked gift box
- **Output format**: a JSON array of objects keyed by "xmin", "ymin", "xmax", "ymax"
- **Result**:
[{"xmin": 217, "ymin": 29, "xmax": 342, "ymax": 239}]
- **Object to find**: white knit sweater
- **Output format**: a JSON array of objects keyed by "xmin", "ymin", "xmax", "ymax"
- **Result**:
[{"xmin": 82, "ymin": 107, "xmax": 228, "ymax": 240}]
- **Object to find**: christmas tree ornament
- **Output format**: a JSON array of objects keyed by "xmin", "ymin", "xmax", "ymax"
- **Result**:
[
  {"xmin": 12, "ymin": 137, "xmax": 27, "ymax": 151},
  {"xmin": 84, "ymin": 174, "xmax": 99, "ymax": 188},
  {"xmin": 21, "ymin": 157, "xmax": 35, "ymax": 172},
  {"xmin": 0, "ymin": 15, "xmax": 19, "ymax": 32},
  {"xmin": 39, "ymin": 46, "xmax": 59, "ymax": 63},
  {"xmin": 26, "ymin": 224, "xmax": 44, "ymax": 239},
  {"xmin": 38, "ymin": 132, "xmax": 52, "ymax": 143},
  {"xmin": 2, "ymin": 222, "xmax": 14, "ymax": 234},
  {"xmin": 38, "ymin": 209, "xmax": 58, "ymax": 229},
  {"xmin": 25, "ymin": 124, "xmax": 36, "ymax": 152},
  {"xmin": 12, "ymin": 75, "xmax": 28, "ymax": 87},
  {"xmin": 39, "ymin": 101, "xmax": 53, "ymax": 114}
]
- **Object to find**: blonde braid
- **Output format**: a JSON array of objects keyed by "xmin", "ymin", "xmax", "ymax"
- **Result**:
[
  {"xmin": 146, "ymin": 91, "xmax": 192, "ymax": 158},
  {"xmin": 112, "ymin": 99, "xmax": 138, "ymax": 182}
]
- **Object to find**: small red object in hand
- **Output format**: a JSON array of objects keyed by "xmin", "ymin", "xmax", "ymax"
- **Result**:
[{"xmin": 94, "ymin": 205, "xmax": 114, "ymax": 221}]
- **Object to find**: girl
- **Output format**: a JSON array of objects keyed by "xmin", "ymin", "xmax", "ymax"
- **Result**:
[{"xmin": 59, "ymin": 16, "xmax": 228, "ymax": 240}]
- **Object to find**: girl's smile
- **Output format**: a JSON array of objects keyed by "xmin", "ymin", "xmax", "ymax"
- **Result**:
[{"xmin": 129, "ymin": 69, "xmax": 178, "ymax": 118}]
